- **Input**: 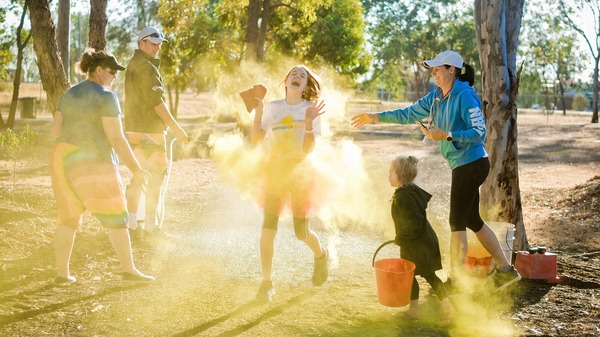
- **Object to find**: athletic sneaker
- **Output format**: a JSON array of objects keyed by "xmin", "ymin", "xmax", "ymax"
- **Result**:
[
  {"xmin": 429, "ymin": 278, "xmax": 460, "ymax": 296},
  {"xmin": 255, "ymin": 280, "xmax": 275, "ymax": 303},
  {"xmin": 312, "ymin": 248, "xmax": 329, "ymax": 286},
  {"xmin": 492, "ymin": 266, "xmax": 522, "ymax": 291}
]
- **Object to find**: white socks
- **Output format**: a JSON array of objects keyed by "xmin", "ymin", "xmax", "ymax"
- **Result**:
[{"xmin": 128, "ymin": 214, "xmax": 138, "ymax": 230}]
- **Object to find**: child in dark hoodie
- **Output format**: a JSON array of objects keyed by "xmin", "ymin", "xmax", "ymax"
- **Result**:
[{"xmin": 389, "ymin": 155, "xmax": 452, "ymax": 325}]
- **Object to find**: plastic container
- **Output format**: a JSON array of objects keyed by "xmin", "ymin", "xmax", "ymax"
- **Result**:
[
  {"xmin": 488, "ymin": 222, "xmax": 515, "ymax": 264},
  {"xmin": 372, "ymin": 240, "xmax": 415, "ymax": 307},
  {"xmin": 465, "ymin": 243, "xmax": 493, "ymax": 276},
  {"xmin": 515, "ymin": 251, "xmax": 560, "ymax": 283}
]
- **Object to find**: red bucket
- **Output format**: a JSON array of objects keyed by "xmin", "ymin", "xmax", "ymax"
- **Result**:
[{"xmin": 372, "ymin": 240, "xmax": 415, "ymax": 307}]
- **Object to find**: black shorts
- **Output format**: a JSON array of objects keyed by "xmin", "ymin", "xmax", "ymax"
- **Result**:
[{"xmin": 449, "ymin": 157, "xmax": 490, "ymax": 232}]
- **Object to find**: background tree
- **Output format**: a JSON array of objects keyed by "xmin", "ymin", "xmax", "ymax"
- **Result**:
[
  {"xmin": 3, "ymin": 2, "xmax": 31, "ymax": 130},
  {"xmin": 89, "ymin": 0, "xmax": 108, "ymax": 50},
  {"xmin": 25, "ymin": 0, "xmax": 68, "ymax": 114},
  {"xmin": 523, "ymin": 1, "xmax": 585, "ymax": 115},
  {"xmin": 56, "ymin": 0, "xmax": 69, "ymax": 80},
  {"xmin": 363, "ymin": 1, "xmax": 478, "ymax": 101},
  {"xmin": 158, "ymin": 0, "xmax": 216, "ymax": 115},
  {"xmin": 558, "ymin": 0, "xmax": 600, "ymax": 123},
  {"xmin": 237, "ymin": 0, "xmax": 332, "ymax": 62},
  {"xmin": 278, "ymin": 0, "xmax": 370, "ymax": 79},
  {"xmin": 0, "ymin": 4, "xmax": 16, "ymax": 81},
  {"xmin": 475, "ymin": 0, "xmax": 528, "ymax": 250}
]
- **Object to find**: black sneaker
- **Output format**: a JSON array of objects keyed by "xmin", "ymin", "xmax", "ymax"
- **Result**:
[
  {"xmin": 429, "ymin": 278, "xmax": 459, "ymax": 296},
  {"xmin": 492, "ymin": 266, "xmax": 521, "ymax": 291},
  {"xmin": 312, "ymin": 248, "xmax": 329, "ymax": 286},
  {"xmin": 255, "ymin": 280, "xmax": 275, "ymax": 303}
]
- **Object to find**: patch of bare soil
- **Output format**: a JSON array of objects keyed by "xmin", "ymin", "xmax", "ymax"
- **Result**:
[{"xmin": 1, "ymin": 113, "xmax": 599, "ymax": 337}]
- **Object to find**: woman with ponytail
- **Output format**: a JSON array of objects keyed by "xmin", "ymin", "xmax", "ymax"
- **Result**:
[
  {"xmin": 50, "ymin": 50, "xmax": 154, "ymax": 283},
  {"xmin": 351, "ymin": 50, "xmax": 521, "ymax": 293}
]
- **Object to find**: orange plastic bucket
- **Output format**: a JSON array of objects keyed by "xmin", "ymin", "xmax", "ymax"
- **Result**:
[
  {"xmin": 372, "ymin": 240, "xmax": 416, "ymax": 307},
  {"xmin": 465, "ymin": 243, "xmax": 494, "ymax": 276}
]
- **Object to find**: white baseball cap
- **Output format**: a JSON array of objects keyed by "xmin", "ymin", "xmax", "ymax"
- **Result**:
[
  {"xmin": 423, "ymin": 50, "xmax": 463, "ymax": 68},
  {"xmin": 138, "ymin": 27, "xmax": 168, "ymax": 44}
]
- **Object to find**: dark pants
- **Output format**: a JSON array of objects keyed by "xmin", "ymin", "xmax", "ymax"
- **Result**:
[
  {"xmin": 449, "ymin": 157, "xmax": 490, "ymax": 232},
  {"xmin": 410, "ymin": 272, "xmax": 447, "ymax": 301}
]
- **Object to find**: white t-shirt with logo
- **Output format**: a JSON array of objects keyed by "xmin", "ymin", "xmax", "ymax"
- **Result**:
[{"xmin": 261, "ymin": 99, "xmax": 321, "ymax": 161}]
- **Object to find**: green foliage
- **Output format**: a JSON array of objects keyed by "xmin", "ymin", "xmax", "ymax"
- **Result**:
[
  {"xmin": 520, "ymin": 0, "xmax": 584, "ymax": 94},
  {"xmin": 363, "ymin": 0, "xmax": 475, "ymax": 98},
  {"xmin": 305, "ymin": 0, "xmax": 370, "ymax": 78},
  {"xmin": 0, "ymin": 1, "xmax": 21, "ymax": 81},
  {"xmin": 572, "ymin": 94, "xmax": 589, "ymax": 111},
  {"xmin": 159, "ymin": 0, "xmax": 226, "ymax": 94},
  {"xmin": 0, "ymin": 124, "xmax": 34, "ymax": 157},
  {"xmin": 0, "ymin": 124, "xmax": 35, "ymax": 192}
]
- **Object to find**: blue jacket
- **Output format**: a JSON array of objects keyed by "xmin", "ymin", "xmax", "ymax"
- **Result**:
[{"xmin": 378, "ymin": 79, "xmax": 487, "ymax": 170}]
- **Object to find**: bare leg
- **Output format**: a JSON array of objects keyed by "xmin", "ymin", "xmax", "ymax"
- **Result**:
[
  {"xmin": 107, "ymin": 228, "xmax": 142, "ymax": 275},
  {"xmin": 126, "ymin": 146, "xmax": 146, "ymax": 230},
  {"xmin": 54, "ymin": 224, "xmax": 77, "ymax": 278},
  {"xmin": 145, "ymin": 173, "xmax": 165, "ymax": 232},
  {"xmin": 449, "ymin": 230, "xmax": 468, "ymax": 281},
  {"xmin": 126, "ymin": 177, "xmax": 144, "ymax": 229},
  {"xmin": 475, "ymin": 223, "xmax": 510, "ymax": 270},
  {"xmin": 260, "ymin": 228, "xmax": 277, "ymax": 281},
  {"xmin": 406, "ymin": 299, "xmax": 420, "ymax": 318},
  {"xmin": 303, "ymin": 229, "xmax": 325, "ymax": 258}
]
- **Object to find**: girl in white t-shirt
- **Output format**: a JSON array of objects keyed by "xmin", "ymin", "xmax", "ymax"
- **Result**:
[{"xmin": 250, "ymin": 65, "xmax": 328, "ymax": 302}]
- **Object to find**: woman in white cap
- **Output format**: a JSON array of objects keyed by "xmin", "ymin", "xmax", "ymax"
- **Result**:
[
  {"xmin": 351, "ymin": 50, "xmax": 521, "ymax": 292},
  {"xmin": 50, "ymin": 50, "xmax": 154, "ymax": 283}
]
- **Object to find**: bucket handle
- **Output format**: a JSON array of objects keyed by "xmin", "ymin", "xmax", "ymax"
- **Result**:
[{"xmin": 371, "ymin": 240, "xmax": 397, "ymax": 267}]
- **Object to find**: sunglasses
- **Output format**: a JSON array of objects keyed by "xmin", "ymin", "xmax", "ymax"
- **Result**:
[
  {"xmin": 141, "ymin": 32, "xmax": 163, "ymax": 40},
  {"xmin": 103, "ymin": 67, "xmax": 118, "ymax": 75}
]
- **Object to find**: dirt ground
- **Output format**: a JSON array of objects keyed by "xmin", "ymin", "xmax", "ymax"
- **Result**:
[{"xmin": 1, "ymin": 111, "xmax": 599, "ymax": 337}]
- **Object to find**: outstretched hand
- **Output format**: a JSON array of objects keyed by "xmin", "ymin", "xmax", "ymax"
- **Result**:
[
  {"xmin": 351, "ymin": 113, "xmax": 377, "ymax": 128},
  {"xmin": 305, "ymin": 100, "xmax": 326, "ymax": 125}
]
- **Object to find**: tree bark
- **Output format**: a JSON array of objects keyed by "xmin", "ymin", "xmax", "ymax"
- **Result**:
[
  {"xmin": 475, "ymin": 0, "xmax": 528, "ymax": 251},
  {"xmin": 25, "ymin": 0, "xmax": 69, "ymax": 115},
  {"xmin": 89, "ymin": 0, "xmax": 108, "ymax": 51},
  {"xmin": 593, "ymin": 59, "xmax": 599, "ymax": 123},
  {"xmin": 245, "ymin": 0, "xmax": 260, "ymax": 61},
  {"xmin": 57, "ymin": 0, "xmax": 70, "ymax": 79},
  {"xmin": 256, "ymin": 0, "xmax": 270, "ymax": 61}
]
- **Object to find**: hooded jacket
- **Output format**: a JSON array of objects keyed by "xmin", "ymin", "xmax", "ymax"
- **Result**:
[
  {"xmin": 378, "ymin": 79, "xmax": 487, "ymax": 170},
  {"xmin": 391, "ymin": 183, "xmax": 442, "ymax": 275}
]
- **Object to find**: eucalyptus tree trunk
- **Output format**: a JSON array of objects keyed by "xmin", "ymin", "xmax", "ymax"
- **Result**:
[
  {"xmin": 245, "ymin": 0, "xmax": 260, "ymax": 61},
  {"xmin": 57, "ymin": 0, "xmax": 70, "ymax": 79},
  {"xmin": 89, "ymin": 0, "xmax": 108, "ymax": 51},
  {"xmin": 474, "ymin": 0, "xmax": 528, "ymax": 251},
  {"xmin": 25, "ymin": 0, "xmax": 69, "ymax": 114},
  {"xmin": 245, "ymin": 0, "xmax": 270, "ymax": 62}
]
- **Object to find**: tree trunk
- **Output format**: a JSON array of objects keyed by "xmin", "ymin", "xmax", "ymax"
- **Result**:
[
  {"xmin": 245, "ymin": 0, "xmax": 260, "ymax": 61},
  {"xmin": 89, "ymin": 0, "xmax": 108, "ymax": 51},
  {"xmin": 475, "ymin": 0, "xmax": 528, "ymax": 251},
  {"xmin": 256, "ymin": 0, "xmax": 270, "ymax": 61},
  {"xmin": 558, "ymin": 81, "xmax": 566, "ymax": 115},
  {"xmin": 57, "ymin": 0, "xmax": 70, "ymax": 79},
  {"xmin": 593, "ymin": 58, "xmax": 599, "ymax": 123},
  {"xmin": 5, "ymin": 3, "xmax": 32, "ymax": 130},
  {"xmin": 25, "ymin": 0, "xmax": 69, "ymax": 115}
]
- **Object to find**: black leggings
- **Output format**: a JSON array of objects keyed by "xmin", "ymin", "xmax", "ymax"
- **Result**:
[
  {"xmin": 411, "ymin": 272, "xmax": 447, "ymax": 301},
  {"xmin": 449, "ymin": 157, "xmax": 490, "ymax": 232}
]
